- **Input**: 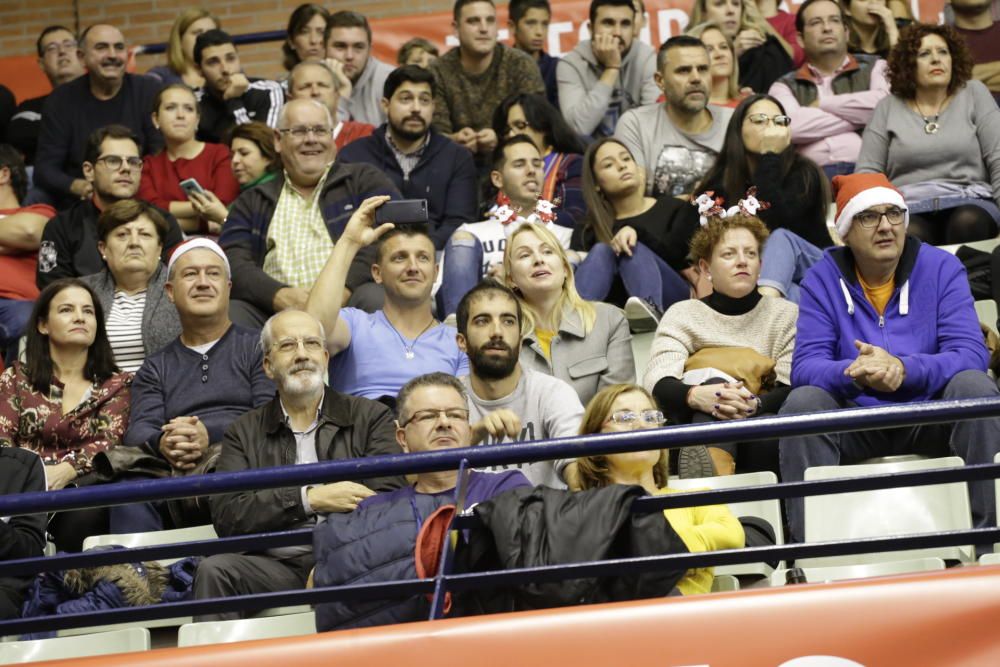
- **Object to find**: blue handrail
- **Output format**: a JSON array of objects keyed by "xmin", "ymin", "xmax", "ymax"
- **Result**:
[
  {"xmin": 134, "ymin": 31, "xmax": 285, "ymax": 56},
  {"xmin": 2, "ymin": 396, "xmax": 998, "ymax": 517},
  {"xmin": 3, "ymin": 396, "xmax": 1000, "ymax": 637}
]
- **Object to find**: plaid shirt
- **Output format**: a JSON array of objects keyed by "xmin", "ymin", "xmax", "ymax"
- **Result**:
[
  {"xmin": 262, "ymin": 164, "xmax": 335, "ymax": 288},
  {"xmin": 384, "ymin": 131, "xmax": 428, "ymax": 181}
]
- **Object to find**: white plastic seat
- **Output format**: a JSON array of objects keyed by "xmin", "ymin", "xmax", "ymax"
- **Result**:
[
  {"xmin": 668, "ymin": 471, "xmax": 784, "ymax": 578},
  {"xmin": 177, "ymin": 611, "xmax": 316, "ymax": 647},
  {"xmin": 769, "ymin": 557, "xmax": 946, "ymax": 587},
  {"xmin": 631, "ymin": 330, "xmax": 654, "ymax": 382},
  {"xmin": 0, "ymin": 628, "xmax": 149, "ymax": 663},
  {"xmin": 800, "ymin": 456, "xmax": 974, "ymax": 568},
  {"xmin": 979, "ymin": 552, "xmax": 1000, "ymax": 566},
  {"xmin": 710, "ymin": 574, "xmax": 740, "ymax": 593},
  {"xmin": 82, "ymin": 524, "xmax": 219, "ymax": 565}
]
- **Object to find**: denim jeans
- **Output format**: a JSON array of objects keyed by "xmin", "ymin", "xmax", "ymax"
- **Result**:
[
  {"xmin": 778, "ymin": 370, "xmax": 1000, "ymax": 543},
  {"xmin": 575, "ymin": 242, "xmax": 690, "ymax": 311},
  {"xmin": 439, "ymin": 233, "xmax": 484, "ymax": 317},
  {"xmin": 758, "ymin": 228, "xmax": 825, "ymax": 303},
  {"xmin": 0, "ymin": 298, "xmax": 34, "ymax": 363}
]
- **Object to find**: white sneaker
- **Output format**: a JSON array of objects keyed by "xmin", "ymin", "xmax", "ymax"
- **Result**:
[{"xmin": 624, "ymin": 297, "xmax": 662, "ymax": 333}]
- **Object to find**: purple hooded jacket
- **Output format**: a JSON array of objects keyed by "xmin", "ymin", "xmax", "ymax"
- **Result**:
[{"xmin": 792, "ymin": 236, "xmax": 987, "ymax": 406}]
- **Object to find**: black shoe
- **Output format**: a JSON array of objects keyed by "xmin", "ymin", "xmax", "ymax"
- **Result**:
[{"xmin": 677, "ymin": 446, "xmax": 717, "ymax": 479}]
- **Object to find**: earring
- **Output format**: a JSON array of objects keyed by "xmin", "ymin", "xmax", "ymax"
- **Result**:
[{"xmin": 706, "ymin": 274, "xmax": 712, "ymax": 282}]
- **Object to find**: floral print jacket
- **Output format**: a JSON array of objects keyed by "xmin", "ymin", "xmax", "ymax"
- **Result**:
[{"xmin": 0, "ymin": 363, "xmax": 132, "ymax": 474}]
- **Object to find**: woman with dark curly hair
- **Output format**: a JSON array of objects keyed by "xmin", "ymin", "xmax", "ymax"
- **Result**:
[{"xmin": 856, "ymin": 23, "xmax": 1000, "ymax": 244}]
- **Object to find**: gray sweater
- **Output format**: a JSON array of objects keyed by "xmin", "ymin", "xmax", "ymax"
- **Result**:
[
  {"xmin": 556, "ymin": 40, "xmax": 660, "ymax": 138},
  {"xmin": 82, "ymin": 264, "xmax": 182, "ymax": 359},
  {"xmin": 343, "ymin": 57, "xmax": 394, "ymax": 126},
  {"xmin": 519, "ymin": 302, "xmax": 634, "ymax": 405},
  {"xmin": 856, "ymin": 80, "xmax": 1000, "ymax": 206}
]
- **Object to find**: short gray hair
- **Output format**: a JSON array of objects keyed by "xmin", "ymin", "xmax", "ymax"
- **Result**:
[
  {"xmin": 277, "ymin": 97, "xmax": 334, "ymax": 130},
  {"xmin": 259, "ymin": 309, "xmax": 327, "ymax": 355},
  {"xmin": 396, "ymin": 372, "xmax": 467, "ymax": 423}
]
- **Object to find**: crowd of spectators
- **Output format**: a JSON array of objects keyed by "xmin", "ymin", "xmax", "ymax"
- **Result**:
[{"xmin": 2, "ymin": 0, "xmax": 1000, "ymax": 628}]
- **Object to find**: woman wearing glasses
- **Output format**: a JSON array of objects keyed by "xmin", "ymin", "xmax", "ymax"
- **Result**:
[
  {"xmin": 697, "ymin": 94, "xmax": 830, "ymax": 303},
  {"xmin": 138, "ymin": 84, "xmax": 240, "ymax": 235},
  {"xmin": 642, "ymin": 213, "xmax": 797, "ymax": 477},
  {"xmin": 856, "ymin": 23, "xmax": 1000, "ymax": 245},
  {"xmin": 575, "ymin": 383, "xmax": 744, "ymax": 595}
]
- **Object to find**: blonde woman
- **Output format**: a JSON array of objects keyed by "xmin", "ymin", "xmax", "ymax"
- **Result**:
[
  {"xmin": 147, "ymin": 8, "xmax": 220, "ymax": 88},
  {"xmin": 685, "ymin": 22, "xmax": 744, "ymax": 107},
  {"xmin": 503, "ymin": 222, "xmax": 635, "ymax": 405},
  {"xmin": 576, "ymin": 383, "xmax": 744, "ymax": 596},
  {"xmin": 689, "ymin": 0, "xmax": 793, "ymax": 91}
]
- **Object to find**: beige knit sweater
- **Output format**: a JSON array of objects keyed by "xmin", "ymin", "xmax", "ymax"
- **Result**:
[{"xmin": 642, "ymin": 296, "xmax": 799, "ymax": 392}]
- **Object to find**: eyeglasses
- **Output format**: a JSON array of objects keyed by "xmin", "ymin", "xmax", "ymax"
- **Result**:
[
  {"xmin": 96, "ymin": 155, "xmax": 143, "ymax": 171},
  {"xmin": 608, "ymin": 410, "xmax": 666, "ymax": 426},
  {"xmin": 43, "ymin": 39, "xmax": 77, "ymax": 55},
  {"xmin": 506, "ymin": 119, "xmax": 530, "ymax": 135},
  {"xmin": 278, "ymin": 125, "xmax": 333, "ymax": 139},
  {"xmin": 853, "ymin": 207, "xmax": 905, "ymax": 229},
  {"xmin": 271, "ymin": 336, "xmax": 325, "ymax": 354},
  {"xmin": 746, "ymin": 113, "xmax": 791, "ymax": 127},
  {"xmin": 401, "ymin": 408, "xmax": 470, "ymax": 427}
]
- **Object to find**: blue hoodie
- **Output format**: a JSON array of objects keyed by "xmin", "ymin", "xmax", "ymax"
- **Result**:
[{"xmin": 792, "ymin": 236, "xmax": 987, "ymax": 406}]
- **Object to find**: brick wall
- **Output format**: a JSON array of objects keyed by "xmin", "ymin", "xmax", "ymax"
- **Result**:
[{"xmin": 0, "ymin": 0, "xmax": 455, "ymax": 79}]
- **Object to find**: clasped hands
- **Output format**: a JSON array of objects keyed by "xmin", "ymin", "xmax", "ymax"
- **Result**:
[
  {"xmin": 687, "ymin": 381, "xmax": 760, "ymax": 420},
  {"xmin": 845, "ymin": 339, "xmax": 906, "ymax": 393}
]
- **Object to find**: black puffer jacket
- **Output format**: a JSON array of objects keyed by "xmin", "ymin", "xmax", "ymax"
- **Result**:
[
  {"xmin": 454, "ymin": 484, "xmax": 689, "ymax": 614},
  {"xmin": 0, "ymin": 447, "xmax": 47, "ymax": 619}
]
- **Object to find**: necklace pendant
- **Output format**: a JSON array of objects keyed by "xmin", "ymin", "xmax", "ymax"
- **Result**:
[
  {"xmin": 924, "ymin": 120, "xmax": 939, "ymax": 135},
  {"xmin": 405, "ymin": 349, "xmax": 415, "ymax": 360}
]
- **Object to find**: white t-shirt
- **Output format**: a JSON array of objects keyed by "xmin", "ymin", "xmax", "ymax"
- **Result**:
[
  {"xmin": 462, "ymin": 368, "xmax": 583, "ymax": 488},
  {"xmin": 455, "ymin": 218, "xmax": 573, "ymax": 274}
]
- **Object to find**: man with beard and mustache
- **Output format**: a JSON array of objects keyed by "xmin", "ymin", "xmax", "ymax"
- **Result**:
[
  {"xmin": 456, "ymin": 280, "xmax": 584, "ymax": 488},
  {"xmin": 778, "ymin": 173, "xmax": 1000, "ymax": 544},
  {"xmin": 338, "ymin": 65, "xmax": 477, "ymax": 250},
  {"xmin": 193, "ymin": 29, "xmax": 284, "ymax": 143},
  {"xmin": 35, "ymin": 24, "xmax": 163, "ymax": 208},
  {"xmin": 557, "ymin": 0, "xmax": 659, "ymax": 139},
  {"xmin": 193, "ymin": 308, "xmax": 405, "ymax": 621},
  {"xmin": 287, "ymin": 61, "xmax": 374, "ymax": 152},
  {"xmin": 307, "ymin": 195, "xmax": 468, "ymax": 403},
  {"xmin": 36, "ymin": 125, "xmax": 183, "ymax": 288},
  {"xmin": 615, "ymin": 36, "xmax": 732, "ymax": 198},
  {"xmin": 124, "ymin": 239, "xmax": 274, "ymax": 495}
]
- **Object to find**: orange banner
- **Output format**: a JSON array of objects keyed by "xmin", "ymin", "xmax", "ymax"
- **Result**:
[
  {"xmin": 37, "ymin": 565, "xmax": 1000, "ymax": 667},
  {"xmin": 370, "ymin": 0, "xmax": 949, "ymax": 62}
]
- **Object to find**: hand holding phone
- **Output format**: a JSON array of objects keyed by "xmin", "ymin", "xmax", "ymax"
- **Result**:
[
  {"xmin": 179, "ymin": 178, "xmax": 207, "ymax": 198},
  {"xmin": 374, "ymin": 199, "xmax": 429, "ymax": 225}
]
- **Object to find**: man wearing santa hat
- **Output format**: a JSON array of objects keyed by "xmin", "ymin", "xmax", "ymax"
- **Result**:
[{"xmin": 778, "ymin": 172, "xmax": 1000, "ymax": 543}]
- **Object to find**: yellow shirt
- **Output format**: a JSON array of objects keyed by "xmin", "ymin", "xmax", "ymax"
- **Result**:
[
  {"xmin": 262, "ymin": 165, "xmax": 335, "ymax": 288},
  {"xmin": 535, "ymin": 328, "xmax": 555, "ymax": 360},
  {"xmin": 856, "ymin": 267, "xmax": 895, "ymax": 316},
  {"xmin": 655, "ymin": 487, "xmax": 745, "ymax": 596}
]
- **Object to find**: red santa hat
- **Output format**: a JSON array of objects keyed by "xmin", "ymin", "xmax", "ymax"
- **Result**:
[{"xmin": 832, "ymin": 173, "xmax": 908, "ymax": 239}]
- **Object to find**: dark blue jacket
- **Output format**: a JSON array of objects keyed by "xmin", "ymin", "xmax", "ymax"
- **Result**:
[
  {"xmin": 218, "ymin": 163, "xmax": 399, "ymax": 313},
  {"xmin": 793, "ymin": 236, "xmax": 988, "ymax": 406},
  {"xmin": 337, "ymin": 126, "xmax": 478, "ymax": 249},
  {"xmin": 312, "ymin": 470, "xmax": 529, "ymax": 631}
]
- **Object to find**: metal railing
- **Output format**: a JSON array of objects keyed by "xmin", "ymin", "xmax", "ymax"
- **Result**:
[{"xmin": 2, "ymin": 396, "xmax": 1000, "ymax": 636}]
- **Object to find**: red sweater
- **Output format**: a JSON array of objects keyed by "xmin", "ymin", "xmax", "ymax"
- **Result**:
[
  {"xmin": 0, "ymin": 204, "xmax": 56, "ymax": 300},
  {"xmin": 138, "ymin": 142, "xmax": 241, "ymax": 211}
]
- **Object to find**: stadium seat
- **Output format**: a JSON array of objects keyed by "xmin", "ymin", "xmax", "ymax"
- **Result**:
[
  {"xmin": 0, "ymin": 628, "xmax": 149, "ymax": 663},
  {"xmin": 668, "ymin": 471, "xmax": 784, "ymax": 578},
  {"xmin": 82, "ymin": 524, "xmax": 219, "ymax": 565},
  {"xmin": 979, "ymin": 552, "xmax": 1000, "ymax": 566},
  {"xmin": 976, "ymin": 299, "xmax": 998, "ymax": 330},
  {"xmin": 177, "ymin": 611, "xmax": 316, "ymax": 647},
  {"xmin": 799, "ymin": 456, "xmax": 975, "ymax": 568},
  {"xmin": 710, "ymin": 574, "xmax": 740, "ymax": 592},
  {"xmin": 769, "ymin": 557, "xmax": 947, "ymax": 587},
  {"xmin": 631, "ymin": 330, "xmax": 653, "ymax": 381}
]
